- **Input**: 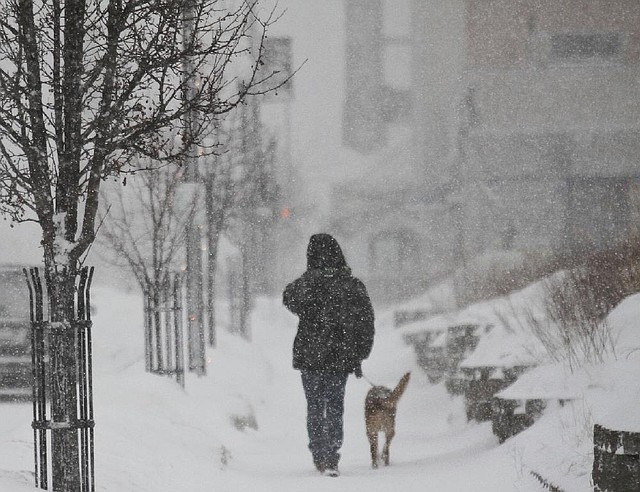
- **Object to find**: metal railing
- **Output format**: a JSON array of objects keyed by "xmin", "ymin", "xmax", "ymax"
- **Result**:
[
  {"xmin": 24, "ymin": 266, "xmax": 95, "ymax": 491},
  {"xmin": 144, "ymin": 273, "xmax": 185, "ymax": 387}
]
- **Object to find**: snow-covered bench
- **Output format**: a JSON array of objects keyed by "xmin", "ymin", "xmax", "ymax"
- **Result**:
[{"xmin": 493, "ymin": 363, "xmax": 581, "ymax": 443}]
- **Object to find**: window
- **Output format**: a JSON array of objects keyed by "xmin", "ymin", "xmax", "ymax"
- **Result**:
[{"xmin": 551, "ymin": 33, "xmax": 621, "ymax": 60}]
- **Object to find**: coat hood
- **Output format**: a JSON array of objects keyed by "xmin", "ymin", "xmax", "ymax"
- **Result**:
[{"xmin": 306, "ymin": 233, "xmax": 347, "ymax": 270}]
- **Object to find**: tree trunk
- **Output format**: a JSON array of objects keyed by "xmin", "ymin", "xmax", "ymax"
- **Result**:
[
  {"xmin": 45, "ymin": 261, "xmax": 81, "ymax": 492},
  {"xmin": 205, "ymin": 230, "xmax": 219, "ymax": 348}
]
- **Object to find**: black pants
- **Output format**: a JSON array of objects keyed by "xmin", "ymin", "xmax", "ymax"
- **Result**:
[{"xmin": 300, "ymin": 370, "xmax": 349, "ymax": 469}]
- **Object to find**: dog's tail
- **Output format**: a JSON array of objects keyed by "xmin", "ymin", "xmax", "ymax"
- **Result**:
[{"xmin": 389, "ymin": 372, "xmax": 411, "ymax": 404}]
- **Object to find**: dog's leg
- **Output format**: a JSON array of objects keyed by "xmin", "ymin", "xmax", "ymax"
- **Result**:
[
  {"xmin": 382, "ymin": 429, "xmax": 394, "ymax": 466},
  {"xmin": 367, "ymin": 430, "xmax": 378, "ymax": 469}
]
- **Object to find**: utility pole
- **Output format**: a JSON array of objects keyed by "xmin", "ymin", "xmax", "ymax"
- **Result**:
[
  {"xmin": 182, "ymin": 0, "xmax": 206, "ymax": 375},
  {"xmin": 204, "ymin": 161, "xmax": 221, "ymax": 348}
]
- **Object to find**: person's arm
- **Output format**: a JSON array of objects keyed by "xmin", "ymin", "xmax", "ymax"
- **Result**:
[
  {"xmin": 283, "ymin": 279, "xmax": 301, "ymax": 315},
  {"xmin": 351, "ymin": 279, "xmax": 375, "ymax": 362},
  {"xmin": 283, "ymin": 274, "xmax": 313, "ymax": 316}
]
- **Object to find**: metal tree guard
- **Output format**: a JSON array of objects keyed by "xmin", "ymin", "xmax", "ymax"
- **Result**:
[
  {"xmin": 24, "ymin": 266, "xmax": 95, "ymax": 491},
  {"xmin": 143, "ymin": 273, "xmax": 185, "ymax": 387}
]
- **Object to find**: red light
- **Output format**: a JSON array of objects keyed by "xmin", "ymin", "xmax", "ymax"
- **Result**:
[{"xmin": 280, "ymin": 207, "xmax": 291, "ymax": 219}]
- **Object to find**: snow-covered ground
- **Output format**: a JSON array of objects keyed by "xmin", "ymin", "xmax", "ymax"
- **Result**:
[
  {"xmin": 0, "ymin": 285, "xmax": 531, "ymax": 491},
  {"xmin": 7, "ymin": 281, "xmax": 639, "ymax": 491}
]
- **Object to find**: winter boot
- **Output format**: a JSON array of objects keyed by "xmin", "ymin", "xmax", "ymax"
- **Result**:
[
  {"xmin": 323, "ymin": 467, "xmax": 339, "ymax": 478},
  {"xmin": 313, "ymin": 460, "xmax": 326, "ymax": 473}
]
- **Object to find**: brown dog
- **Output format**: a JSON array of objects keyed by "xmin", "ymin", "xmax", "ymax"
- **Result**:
[{"xmin": 365, "ymin": 372, "xmax": 411, "ymax": 468}]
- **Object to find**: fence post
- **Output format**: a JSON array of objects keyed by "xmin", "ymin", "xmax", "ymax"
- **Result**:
[
  {"xmin": 174, "ymin": 273, "xmax": 185, "ymax": 388},
  {"xmin": 153, "ymin": 287, "xmax": 163, "ymax": 373},
  {"xmin": 144, "ymin": 291, "xmax": 152, "ymax": 372},
  {"xmin": 144, "ymin": 273, "xmax": 185, "ymax": 387},
  {"xmin": 164, "ymin": 276, "xmax": 173, "ymax": 376},
  {"xmin": 25, "ymin": 268, "xmax": 47, "ymax": 489}
]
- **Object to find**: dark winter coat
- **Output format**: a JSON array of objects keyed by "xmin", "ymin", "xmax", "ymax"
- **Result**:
[{"xmin": 283, "ymin": 234, "xmax": 375, "ymax": 373}]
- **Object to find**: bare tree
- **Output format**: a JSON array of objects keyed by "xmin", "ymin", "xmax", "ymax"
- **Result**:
[
  {"xmin": 0, "ymin": 0, "xmax": 276, "ymax": 277},
  {"xmin": 99, "ymin": 163, "xmax": 197, "ymax": 377},
  {"xmin": 100, "ymin": 99, "xmax": 279, "ymax": 347},
  {"xmin": 538, "ymin": 269, "xmax": 618, "ymax": 369},
  {"xmin": 99, "ymin": 163, "xmax": 197, "ymax": 300},
  {"xmin": 0, "ymin": 0, "xmax": 278, "ymax": 487}
]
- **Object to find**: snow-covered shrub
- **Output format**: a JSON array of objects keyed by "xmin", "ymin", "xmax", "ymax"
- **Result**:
[
  {"xmin": 454, "ymin": 249, "xmax": 564, "ymax": 308},
  {"xmin": 527, "ymin": 239, "xmax": 640, "ymax": 369}
]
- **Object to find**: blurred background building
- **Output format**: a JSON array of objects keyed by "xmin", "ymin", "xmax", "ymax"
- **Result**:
[
  {"xmin": 458, "ymin": 0, "xmax": 640, "ymax": 258},
  {"xmin": 318, "ymin": 0, "xmax": 640, "ymax": 303}
]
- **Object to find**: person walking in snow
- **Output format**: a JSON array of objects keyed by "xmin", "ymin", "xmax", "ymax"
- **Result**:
[{"xmin": 283, "ymin": 233, "xmax": 375, "ymax": 477}]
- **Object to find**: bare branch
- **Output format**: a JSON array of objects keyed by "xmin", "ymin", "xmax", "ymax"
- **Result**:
[{"xmin": 0, "ymin": 0, "xmax": 286, "ymax": 272}]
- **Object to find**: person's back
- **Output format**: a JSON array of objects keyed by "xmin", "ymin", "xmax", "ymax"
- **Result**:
[{"xmin": 284, "ymin": 264, "xmax": 373, "ymax": 373}]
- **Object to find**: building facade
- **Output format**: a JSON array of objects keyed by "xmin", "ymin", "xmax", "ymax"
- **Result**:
[
  {"xmin": 459, "ymin": 0, "xmax": 640, "ymax": 258},
  {"xmin": 334, "ymin": 0, "xmax": 640, "ymax": 303}
]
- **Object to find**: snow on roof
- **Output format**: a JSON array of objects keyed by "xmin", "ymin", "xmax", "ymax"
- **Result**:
[
  {"xmin": 588, "ymin": 353, "xmax": 640, "ymax": 432},
  {"xmin": 399, "ymin": 298, "xmax": 500, "ymax": 337},
  {"xmin": 596, "ymin": 387, "xmax": 640, "ymax": 433},
  {"xmin": 397, "ymin": 314, "xmax": 451, "ymax": 336},
  {"xmin": 460, "ymin": 323, "xmax": 540, "ymax": 369},
  {"xmin": 496, "ymin": 363, "xmax": 585, "ymax": 401}
]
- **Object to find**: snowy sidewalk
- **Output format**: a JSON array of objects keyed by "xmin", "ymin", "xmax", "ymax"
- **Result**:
[
  {"xmin": 220, "ymin": 374, "xmax": 520, "ymax": 491},
  {"xmin": 215, "ymin": 298, "xmax": 522, "ymax": 491}
]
